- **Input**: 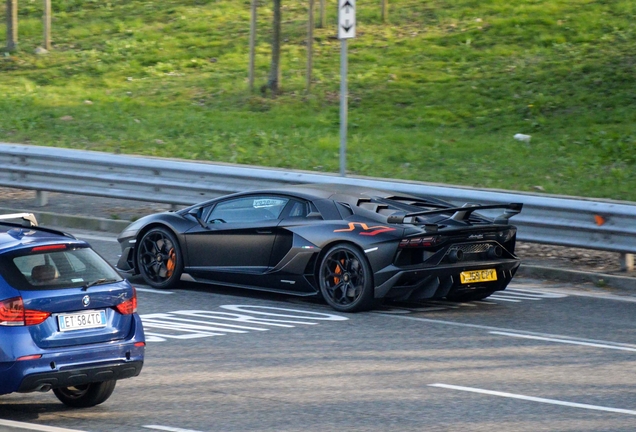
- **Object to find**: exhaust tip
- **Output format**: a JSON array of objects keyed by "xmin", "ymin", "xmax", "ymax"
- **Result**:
[
  {"xmin": 488, "ymin": 245, "xmax": 503, "ymax": 258},
  {"xmin": 448, "ymin": 249, "xmax": 464, "ymax": 263}
]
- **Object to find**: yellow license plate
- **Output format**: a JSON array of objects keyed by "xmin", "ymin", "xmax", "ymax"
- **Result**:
[{"xmin": 460, "ymin": 269, "xmax": 498, "ymax": 284}]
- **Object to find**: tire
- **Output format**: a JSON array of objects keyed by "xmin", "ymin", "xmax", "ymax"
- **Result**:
[
  {"xmin": 318, "ymin": 244, "xmax": 375, "ymax": 312},
  {"xmin": 137, "ymin": 227, "xmax": 183, "ymax": 289},
  {"xmin": 53, "ymin": 380, "xmax": 116, "ymax": 408},
  {"xmin": 446, "ymin": 289, "xmax": 495, "ymax": 302}
]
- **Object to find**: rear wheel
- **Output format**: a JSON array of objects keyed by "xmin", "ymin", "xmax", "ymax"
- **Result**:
[
  {"xmin": 318, "ymin": 244, "xmax": 375, "ymax": 312},
  {"xmin": 53, "ymin": 380, "xmax": 116, "ymax": 408},
  {"xmin": 137, "ymin": 227, "xmax": 183, "ymax": 289}
]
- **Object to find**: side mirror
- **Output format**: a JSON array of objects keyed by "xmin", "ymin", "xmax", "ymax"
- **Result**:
[
  {"xmin": 187, "ymin": 207, "xmax": 206, "ymax": 228},
  {"xmin": 306, "ymin": 211, "xmax": 323, "ymax": 220}
]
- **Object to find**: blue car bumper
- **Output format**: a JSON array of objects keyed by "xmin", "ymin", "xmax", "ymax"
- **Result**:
[{"xmin": 0, "ymin": 315, "xmax": 145, "ymax": 395}]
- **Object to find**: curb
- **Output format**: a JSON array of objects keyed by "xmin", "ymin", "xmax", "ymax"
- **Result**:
[{"xmin": 2, "ymin": 207, "xmax": 634, "ymax": 293}]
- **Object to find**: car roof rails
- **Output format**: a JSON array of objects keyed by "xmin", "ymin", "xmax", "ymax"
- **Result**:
[
  {"xmin": 0, "ymin": 213, "xmax": 77, "ymax": 239},
  {"xmin": 0, "ymin": 213, "xmax": 39, "ymax": 227}
]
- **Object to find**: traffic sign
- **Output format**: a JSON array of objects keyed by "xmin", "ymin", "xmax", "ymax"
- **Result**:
[{"xmin": 338, "ymin": 0, "xmax": 356, "ymax": 39}]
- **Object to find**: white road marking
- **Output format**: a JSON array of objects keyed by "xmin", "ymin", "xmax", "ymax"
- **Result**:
[
  {"xmin": 143, "ymin": 426, "xmax": 203, "ymax": 432},
  {"xmin": 505, "ymin": 288, "xmax": 567, "ymax": 299},
  {"xmin": 382, "ymin": 314, "xmax": 636, "ymax": 350},
  {"xmin": 135, "ymin": 287, "xmax": 174, "ymax": 294},
  {"xmin": 507, "ymin": 284, "xmax": 636, "ymax": 303},
  {"xmin": 0, "ymin": 419, "xmax": 85, "ymax": 432},
  {"xmin": 487, "ymin": 295, "xmax": 521, "ymax": 302},
  {"xmin": 141, "ymin": 306, "xmax": 348, "ymax": 342},
  {"xmin": 490, "ymin": 331, "xmax": 636, "ymax": 352},
  {"xmin": 429, "ymin": 383, "xmax": 636, "ymax": 415}
]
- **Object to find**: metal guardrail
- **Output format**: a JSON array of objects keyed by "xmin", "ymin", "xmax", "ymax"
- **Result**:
[{"xmin": 1, "ymin": 143, "xmax": 636, "ymax": 259}]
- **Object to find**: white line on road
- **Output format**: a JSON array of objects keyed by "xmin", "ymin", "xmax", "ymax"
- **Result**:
[
  {"xmin": 135, "ymin": 287, "xmax": 174, "ymax": 294},
  {"xmin": 0, "ymin": 419, "xmax": 85, "ymax": 432},
  {"xmin": 143, "ymin": 425, "xmax": 204, "ymax": 432},
  {"xmin": 507, "ymin": 284, "xmax": 636, "ymax": 303},
  {"xmin": 490, "ymin": 331, "xmax": 636, "ymax": 352},
  {"xmin": 487, "ymin": 295, "xmax": 521, "ymax": 302},
  {"xmin": 429, "ymin": 383, "xmax": 636, "ymax": 415},
  {"xmin": 381, "ymin": 314, "xmax": 636, "ymax": 350}
]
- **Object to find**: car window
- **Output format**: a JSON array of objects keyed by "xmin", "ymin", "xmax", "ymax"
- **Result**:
[
  {"xmin": 288, "ymin": 201, "xmax": 310, "ymax": 218},
  {"xmin": 0, "ymin": 246, "xmax": 122, "ymax": 290},
  {"xmin": 207, "ymin": 196, "xmax": 289, "ymax": 224}
]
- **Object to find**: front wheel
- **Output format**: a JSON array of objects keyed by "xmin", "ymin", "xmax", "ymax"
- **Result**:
[
  {"xmin": 318, "ymin": 244, "xmax": 375, "ymax": 312},
  {"xmin": 137, "ymin": 227, "xmax": 183, "ymax": 289},
  {"xmin": 53, "ymin": 380, "xmax": 116, "ymax": 408}
]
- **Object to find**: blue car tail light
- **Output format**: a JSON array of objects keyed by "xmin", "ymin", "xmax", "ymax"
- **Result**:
[
  {"xmin": 115, "ymin": 287, "xmax": 138, "ymax": 315},
  {"xmin": 0, "ymin": 296, "xmax": 51, "ymax": 326}
]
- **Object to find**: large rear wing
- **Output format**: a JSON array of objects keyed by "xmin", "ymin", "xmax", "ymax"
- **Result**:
[
  {"xmin": 387, "ymin": 203, "xmax": 523, "ymax": 225},
  {"xmin": 0, "ymin": 213, "xmax": 39, "ymax": 227}
]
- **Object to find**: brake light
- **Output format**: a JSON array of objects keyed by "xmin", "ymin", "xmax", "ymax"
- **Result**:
[
  {"xmin": 115, "ymin": 287, "xmax": 138, "ymax": 315},
  {"xmin": 0, "ymin": 297, "xmax": 51, "ymax": 326},
  {"xmin": 399, "ymin": 236, "xmax": 441, "ymax": 248},
  {"xmin": 31, "ymin": 244, "xmax": 67, "ymax": 252}
]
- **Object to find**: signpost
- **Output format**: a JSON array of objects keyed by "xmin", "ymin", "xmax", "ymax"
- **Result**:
[{"xmin": 338, "ymin": 0, "xmax": 355, "ymax": 176}]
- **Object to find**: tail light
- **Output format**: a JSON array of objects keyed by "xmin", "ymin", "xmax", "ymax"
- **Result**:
[
  {"xmin": 0, "ymin": 297, "xmax": 51, "ymax": 326},
  {"xmin": 399, "ymin": 235, "xmax": 441, "ymax": 248},
  {"xmin": 115, "ymin": 287, "xmax": 138, "ymax": 315}
]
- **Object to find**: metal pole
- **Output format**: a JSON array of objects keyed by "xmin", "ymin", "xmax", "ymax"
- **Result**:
[
  {"xmin": 339, "ymin": 39, "xmax": 348, "ymax": 177},
  {"xmin": 248, "ymin": 0, "xmax": 257, "ymax": 92},
  {"xmin": 319, "ymin": 0, "xmax": 326, "ymax": 28},
  {"xmin": 43, "ymin": 0, "xmax": 51, "ymax": 50},
  {"xmin": 6, "ymin": 0, "xmax": 18, "ymax": 51},
  {"xmin": 306, "ymin": 0, "xmax": 314, "ymax": 93}
]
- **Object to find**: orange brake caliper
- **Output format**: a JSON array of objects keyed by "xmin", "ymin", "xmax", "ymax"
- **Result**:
[{"xmin": 166, "ymin": 249, "xmax": 176, "ymax": 277}]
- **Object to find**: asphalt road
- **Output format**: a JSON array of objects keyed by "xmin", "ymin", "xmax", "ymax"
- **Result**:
[{"xmin": 1, "ymin": 229, "xmax": 635, "ymax": 432}]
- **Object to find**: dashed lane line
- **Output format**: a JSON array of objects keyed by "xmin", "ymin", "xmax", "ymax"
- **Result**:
[
  {"xmin": 0, "ymin": 419, "xmax": 85, "ymax": 432},
  {"xmin": 429, "ymin": 383, "xmax": 636, "ymax": 416}
]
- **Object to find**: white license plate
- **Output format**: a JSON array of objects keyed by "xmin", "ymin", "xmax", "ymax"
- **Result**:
[{"xmin": 58, "ymin": 310, "xmax": 107, "ymax": 332}]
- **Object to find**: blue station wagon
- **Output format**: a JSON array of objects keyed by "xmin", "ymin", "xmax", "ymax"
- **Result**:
[{"xmin": 0, "ymin": 214, "xmax": 145, "ymax": 407}]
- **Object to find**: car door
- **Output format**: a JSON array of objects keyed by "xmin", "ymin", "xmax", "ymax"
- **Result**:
[{"xmin": 183, "ymin": 195, "xmax": 290, "ymax": 281}]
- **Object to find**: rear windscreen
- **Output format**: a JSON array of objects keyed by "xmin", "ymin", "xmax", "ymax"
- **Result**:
[{"xmin": 0, "ymin": 245, "xmax": 122, "ymax": 290}]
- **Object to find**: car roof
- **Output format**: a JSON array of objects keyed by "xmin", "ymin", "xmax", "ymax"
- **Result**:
[
  {"xmin": 247, "ymin": 183, "xmax": 419, "ymax": 202},
  {"xmin": 0, "ymin": 223, "xmax": 84, "ymax": 254}
]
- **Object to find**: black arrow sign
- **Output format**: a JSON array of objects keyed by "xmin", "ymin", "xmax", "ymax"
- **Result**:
[
  {"xmin": 342, "ymin": 21, "xmax": 353, "ymax": 32},
  {"xmin": 341, "ymin": 0, "xmax": 354, "ymax": 13}
]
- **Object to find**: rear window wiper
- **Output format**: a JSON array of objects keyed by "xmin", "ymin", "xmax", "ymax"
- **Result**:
[{"xmin": 82, "ymin": 278, "xmax": 120, "ymax": 291}]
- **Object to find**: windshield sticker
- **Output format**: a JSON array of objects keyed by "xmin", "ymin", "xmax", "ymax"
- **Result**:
[{"xmin": 253, "ymin": 199, "xmax": 286, "ymax": 208}]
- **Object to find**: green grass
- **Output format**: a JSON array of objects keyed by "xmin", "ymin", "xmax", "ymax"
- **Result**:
[{"xmin": 1, "ymin": 0, "xmax": 635, "ymax": 201}]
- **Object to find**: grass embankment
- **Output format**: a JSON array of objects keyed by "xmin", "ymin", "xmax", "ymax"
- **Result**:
[{"xmin": 1, "ymin": 0, "xmax": 635, "ymax": 201}]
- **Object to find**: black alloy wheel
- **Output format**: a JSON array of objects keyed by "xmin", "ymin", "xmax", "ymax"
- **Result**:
[
  {"xmin": 318, "ymin": 244, "xmax": 375, "ymax": 312},
  {"xmin": 137, "ymin": 227, "xmax": 183, "ymax": 289},
  {"xmin": 53, "ymin": 380, "xmax": 117, "ymax": 408}
]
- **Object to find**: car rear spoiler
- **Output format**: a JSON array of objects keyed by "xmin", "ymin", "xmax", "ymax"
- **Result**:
[
  {"xmin": 0, "ymin": 213, "xmax": 39, "ymax": 227},
  {"xmin": 387, "ymin": 203, "xmax": 523, "ymax": 225}
]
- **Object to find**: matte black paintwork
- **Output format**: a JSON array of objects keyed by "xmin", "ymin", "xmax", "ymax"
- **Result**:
[{"xmin": 116, "ymin": 184, "xmax": 522, "ymax": 302}]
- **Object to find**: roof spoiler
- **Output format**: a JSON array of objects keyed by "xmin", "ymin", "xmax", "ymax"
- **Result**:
[
  {"xmin": 0, "ymin": 213, "xmax": 39, "ymax": 227},
  {"xmin": 387, "ymin": 203, "xmax": 523, "ymax": 225}
]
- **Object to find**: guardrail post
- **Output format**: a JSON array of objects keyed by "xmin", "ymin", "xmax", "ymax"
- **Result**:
[
  {"xmin": 36, "ymin": 190, "xmax": 49, "ymax": 206},
  {"xmin": 621, "ymin": 253, "xmax": 634, "ymax": 272}
]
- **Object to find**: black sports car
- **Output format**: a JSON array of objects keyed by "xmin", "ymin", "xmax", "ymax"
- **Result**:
[{"xmin": 116, "ymin": 184, "xmax": 522, "ymax": 312}]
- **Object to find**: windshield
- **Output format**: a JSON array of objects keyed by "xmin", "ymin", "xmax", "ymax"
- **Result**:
[{"xmin": 0, "ymin": 245, "xmax": 123, "ymax": 290}]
